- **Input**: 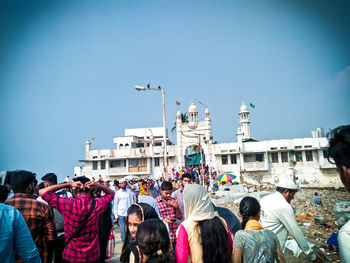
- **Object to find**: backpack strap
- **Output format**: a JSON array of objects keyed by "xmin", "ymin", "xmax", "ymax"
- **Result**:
[{"xmin": 63, "ymin": 198, "xmax": 96, "ymax": 249}]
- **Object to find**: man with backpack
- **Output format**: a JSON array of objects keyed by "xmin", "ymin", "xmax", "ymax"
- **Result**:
[{"xmin": 39, "ymin": 176, "xmax": 114, "ymax": 263}]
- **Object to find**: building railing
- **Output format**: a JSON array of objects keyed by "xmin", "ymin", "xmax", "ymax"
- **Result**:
[
  {"xmin": 319, "ymin": 163, "xmax": 336, "ymax": 169},
  {"xmin": 128, "ymin": 166, "xmax": 148, "ymax": 172},
  {"xmin": 244, "ymin": 162, "xmax": 268, "ymax": 171}
]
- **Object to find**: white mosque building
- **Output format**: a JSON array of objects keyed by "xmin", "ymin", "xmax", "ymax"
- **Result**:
[{"xmin": 75, "ymin": 102, "xmax": 341, "ymax": 187}]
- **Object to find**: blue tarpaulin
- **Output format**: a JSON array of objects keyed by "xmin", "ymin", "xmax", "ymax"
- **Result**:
[{"xmin": 327, "ymin": 233, "xmax": 338, "ymax": 246}]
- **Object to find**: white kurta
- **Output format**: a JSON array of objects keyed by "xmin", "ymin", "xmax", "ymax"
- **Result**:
[
  {"xmin": 339, "ymin": 220, "xmax": 350, "ymax": 263},
  {"xmin": 260, "ymin": 192, "xmax": 316, "ymax": 261},
  {"xmin": 113, "ymin": 188, "xmax": 133, "ymax": 217}
]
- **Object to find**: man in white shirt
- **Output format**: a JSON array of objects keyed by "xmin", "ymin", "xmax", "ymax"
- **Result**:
[
  {"xmin": 260, "ymin": 180, "xmax": 321, "ymax": 262},
  {"xmin": 113, "ymin": 178, "xmax": 133, "ymax": 241},
  {"xmin": 327, "ymin": 125, "xmax": 350, "ymax": 263}
]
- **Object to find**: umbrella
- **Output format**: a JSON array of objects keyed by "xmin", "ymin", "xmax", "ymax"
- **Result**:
[{"xmin": 216, "ymin": 172, "xmax": 236, "ymax": 182}]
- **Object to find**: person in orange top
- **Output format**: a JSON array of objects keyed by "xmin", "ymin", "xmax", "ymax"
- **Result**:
[{"xmin": 138, "ymin": 180, "xmax": 151, "ymax": 197}]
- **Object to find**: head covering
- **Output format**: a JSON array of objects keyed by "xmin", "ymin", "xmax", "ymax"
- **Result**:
[
  {"xmin": 277, "ymin": 179, "xmax": 299, "ymax": 190},
  {"xmin": 10, "ymin": 170, "xmax": 36, "ymax": 191},
  {"xmin": 73, "ymin": 176, "xmax": 90, "ymax": 185},
  {"xmin": 41, "ymin": 173, "xmax": 57, "ymax": 185},
  {"xmin": 138, "ymin": 195, "xmax": 162, "ymax": 219},
  {"xmin": 183, "ymin": 184, "xmax": 215, "ymax": 221},
  {"xmin": 119, "ymin": 178, "xmax": 126, "ymax": 183}
]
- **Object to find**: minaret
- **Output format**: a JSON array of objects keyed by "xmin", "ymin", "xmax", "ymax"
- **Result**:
[
  {"xmin": 239, "ymin": 102, "xmax": 251, "ymax": 141},
  {"xmin": 204, "ymin": 108, "xmax": 212, "ymax": 141},
  {"xmin": 188, "ymin": 101, "xmax": 198, "ymax": 130},
  {"xmin": 236, "ymin": 127, "xmax": 243, "ymax": 144}
]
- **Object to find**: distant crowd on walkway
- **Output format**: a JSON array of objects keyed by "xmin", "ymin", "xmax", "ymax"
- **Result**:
[{"xmin": 1, "ymin": 124, "xmax": 350, "ymax": 263}]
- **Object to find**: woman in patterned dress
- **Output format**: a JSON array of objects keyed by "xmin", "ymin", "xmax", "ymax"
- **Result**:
[{"xmin": 233, "ymin": 197, "xmax": 286, "ymax": 263}]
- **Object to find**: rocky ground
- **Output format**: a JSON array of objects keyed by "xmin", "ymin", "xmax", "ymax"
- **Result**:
[{"xmin": 219, "ymin": 188, "xmax": 350, "ymax": 262}]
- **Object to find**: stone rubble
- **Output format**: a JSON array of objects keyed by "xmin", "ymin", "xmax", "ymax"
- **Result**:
[{"xmin": 215, "ymin": 187, "xmax": 350, "ymax": 262}]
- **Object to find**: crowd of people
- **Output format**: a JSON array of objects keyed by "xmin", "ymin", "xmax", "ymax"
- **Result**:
[{"xmin": 0, "ymin": 124, "xmax": 350, "ymax": 263}]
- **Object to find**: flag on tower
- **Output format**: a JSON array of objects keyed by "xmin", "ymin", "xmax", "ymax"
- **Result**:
[
  {"xmin": 249, "ymin": 103, "xmax": 255, "ymax": 108},
  {"xmin": 176, "ymin": 101, "xmax": 181, "ymax": 105}
]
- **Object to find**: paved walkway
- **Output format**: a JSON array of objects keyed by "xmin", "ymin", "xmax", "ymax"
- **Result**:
[{"xmin": 105, "ymin": 224, "xmax": 123, "ymax": 263}]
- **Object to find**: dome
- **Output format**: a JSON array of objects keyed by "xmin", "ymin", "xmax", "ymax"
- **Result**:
[
  {"xmin": 205, "ymin": 108, "xmax": 210, "ymax": 114},
  {"xmin": 240, "ymin": 102, "xmax": 248, "ymax": 112},
  {"xmin": 177, "ymin": 110, "xmax": 181, "ymax": 116},
  {"xmin": 188, "ymin": 102, "xmax": 198, "ymax": 114}
]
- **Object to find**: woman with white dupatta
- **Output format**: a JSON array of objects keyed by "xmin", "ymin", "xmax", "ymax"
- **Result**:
[{"xmin": 175, "ymin": 184, "xmax": 233, "ymax": 263}]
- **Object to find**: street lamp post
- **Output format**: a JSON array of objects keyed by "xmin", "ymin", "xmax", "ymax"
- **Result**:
[{"xmin": 135, "ymin": 84, "xmax": 169, "ymax": 181}]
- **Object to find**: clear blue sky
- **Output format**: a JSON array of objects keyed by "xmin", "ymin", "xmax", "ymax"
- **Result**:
[{"xmin": 1, "ymin": 0, "xmax": 349, "ymax": 182}]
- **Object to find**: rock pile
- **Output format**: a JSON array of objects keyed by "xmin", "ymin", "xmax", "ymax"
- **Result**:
[{"xmin": 218, "ymin": 188, "xmax": 350, "ymax": 262}]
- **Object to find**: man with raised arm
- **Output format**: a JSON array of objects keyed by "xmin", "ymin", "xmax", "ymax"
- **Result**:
[{"xmin": 39, "ymin": 176, "xmax": 114, "ymax": 263}]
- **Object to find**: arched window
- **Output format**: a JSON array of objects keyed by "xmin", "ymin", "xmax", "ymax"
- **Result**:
[{"xmin": 119, "ymin": 144, "xmax": 124, "ymax": 150}]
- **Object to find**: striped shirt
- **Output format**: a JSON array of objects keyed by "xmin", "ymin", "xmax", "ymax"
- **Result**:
[
  {"xmin": 42, "ymin": 191, "xmax": 114, "ymax": 263},
  {"xmin": 6, "ymin": 193, "xmax": 57, "ymax": 263},
  {"xmin": 156, "ymin": 196, "xmax": 182, "ymax": 242}
]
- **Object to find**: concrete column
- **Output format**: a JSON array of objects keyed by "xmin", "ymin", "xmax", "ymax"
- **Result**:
[
  {"xmin": 240, "ymin": 153, "xmax": 245, "ymax": 170},
  {"xmin": 126, "ymin": 159, "xmax": 129, "ymax": 173},
  {"xmin": 147, "ymin": 158, "xmax": 152, "ymax": 175},
  {"xmin": 264, "ymin": 152, "xmax": 269, "ymax": 170},
  {"xmin": 318, "ymin": 149, "xmax": 324, "ymax": 166}
]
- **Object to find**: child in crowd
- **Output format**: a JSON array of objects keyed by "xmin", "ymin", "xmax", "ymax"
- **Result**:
[
  {"xmin": 120, "ymin": 203, "xmax": 159, "ymax": 263},
  {"xmin": 136, "ymin": 219, "xmax": 174, "ymax": 263}
]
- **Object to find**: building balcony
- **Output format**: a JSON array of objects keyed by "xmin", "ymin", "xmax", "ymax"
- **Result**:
[
  {"xmin": 244, "ymin": 162, "xmax": 268, "ymax": 171},
  {"xmin": 319, "ymin": 162, "xmax": 336, "ymax": 169},
  {"xmin": 109, "ymin": 167, "xmax": 128, "ymax": 174},
  {"xmin": 128, "ymin": 166, "xmax": 148, "ymax": 172}
]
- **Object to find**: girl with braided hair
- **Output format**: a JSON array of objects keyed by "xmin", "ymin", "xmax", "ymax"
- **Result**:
[
  {"xmin": 136, "ymin": 219, "xmax": 174, "ymax": 263},
  {"xmin": 233, "ymin": 197, "xmax": 286, "ymax": 263}
]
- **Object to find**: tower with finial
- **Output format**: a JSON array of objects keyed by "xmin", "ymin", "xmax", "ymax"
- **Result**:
[
  {"xmin": 238, "ymin": 101, "xmax": 252, "ymax": 142},
  {"xmin": 175, "ymin": 101, "xmax": 213, "ymax": 168},
  {"xmin": 188, "ymin": 101, "xmax": 198, "ymax": 129}
]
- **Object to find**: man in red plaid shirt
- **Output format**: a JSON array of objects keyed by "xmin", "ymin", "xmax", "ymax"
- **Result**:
[
  {"xmin": 39, "ymin": 176, "xmax": 114, "ymax": 263},
  {"xmin": 156, "ymin": 181, "xmax": 182, "ymax": 248}
]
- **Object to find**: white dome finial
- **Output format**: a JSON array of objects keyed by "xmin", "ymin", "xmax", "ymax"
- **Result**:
[
  {"xmin": 188, "ymin": 101, "xmax": 198, "ymax": 114},
  {"xmin": 240, "ymin": 101, "xmax": 248, "ymax": 112}
]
